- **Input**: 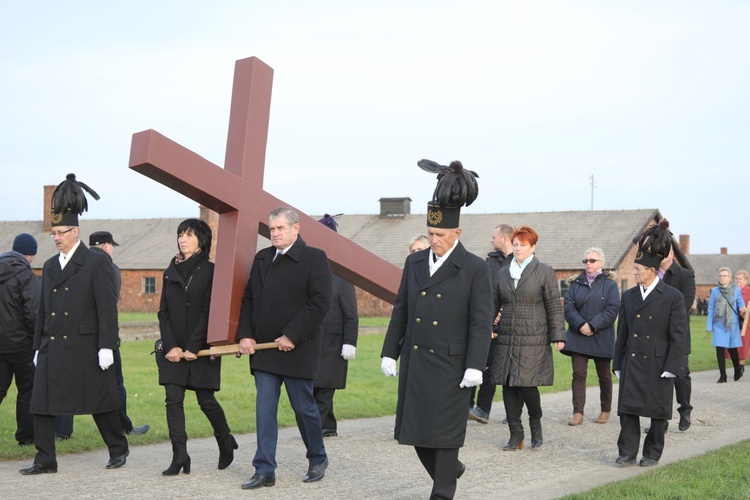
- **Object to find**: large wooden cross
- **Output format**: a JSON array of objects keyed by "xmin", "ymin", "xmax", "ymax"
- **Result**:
[{"xmin": 129, "ymin": 56, "xmax": 401, "ymax": 344}]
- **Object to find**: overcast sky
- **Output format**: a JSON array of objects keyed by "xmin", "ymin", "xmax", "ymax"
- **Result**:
[{"xmin": 2, "ymin": 1, "xmax": 748, "ymax": 255}]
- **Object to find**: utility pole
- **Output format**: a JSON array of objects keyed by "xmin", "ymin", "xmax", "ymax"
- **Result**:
[{"xmin": 589, "ymin": 174, "xmax": 596, "ymax": 210}]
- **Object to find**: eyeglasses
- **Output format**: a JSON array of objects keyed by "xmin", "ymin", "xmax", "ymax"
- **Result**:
[
  {"xmin": 582, "ymin": 259, "xmax": 601, "ymax": 264},
  {"xmin": 718, "ymin": 274, "xmax": 731, "ymax": 278},
  {"xmin": 49, "ymin": 227, "xmax": 75, "ymax": 238}
]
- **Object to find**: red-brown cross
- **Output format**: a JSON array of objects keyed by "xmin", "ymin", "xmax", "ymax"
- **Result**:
[{"xmin": 129, "ymin": 56, "xmax": 400, "ymax": 344}]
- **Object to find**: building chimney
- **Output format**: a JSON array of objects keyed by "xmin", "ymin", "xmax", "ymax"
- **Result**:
[
  {"xmin": 379, "ymin": 197, "xmax": 411, "ymax": 218},
  {"xmin": 720, "ymin": 247, "xmax": 728, "ymax": 255},
  {"xmin": 43, "ymin": 185, "xmax": 55, "ymax": 233},
  {"xmin": 678, "ymin": 234, "xmax": 690, "ymax": 255},
  {"xmin": 200, "ymin": 205, "xmax": 219, "ymax": 262}
]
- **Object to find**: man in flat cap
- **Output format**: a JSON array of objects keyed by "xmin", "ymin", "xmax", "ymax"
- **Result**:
[
  {"xmin": 381, "ymin": 160, "xmax": 493, "ymax": 499},
  {"xmin": 0, "ymin": 234, "xmax": 40, "ymax": 447},
  {"xmin": 54, "ymin": 231, "xmax": 149, "ymax": 441},
  {"xmin": 614, "ymin": 219, "xmax": 687, "ymax": 468},
  {"xmin": 21, "ymin": 174, "xmax": 129, "ymax": 475}
]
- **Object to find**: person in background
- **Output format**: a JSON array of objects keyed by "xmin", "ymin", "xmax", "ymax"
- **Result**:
[
  {"xmin": 658, "ymin": 244, "xmax": 696, "ymax": 431},
  {"xmin": 0, "ymin": 234, "xmax": 40, "ymax": 447},
  {"xmin": 313, "ymin": 214, "xmax": 359, "ymax": 438},
  {"xmin": 614, "ymin": 219, "xmax": 687, "ymax": 468},
  {"xmin": 730, "ymin": 270, "xmax": 750, "ymax": 366},
  {"xmin": 562, "ymin": 247, "xmax": 619, "ymax": 426},
  {"xmin": 468, "ymin": 223, "xmax": 513, "ymax": 425},
  {"xmin": 55, "ymin": 231, "xmax": 149, "ymax": 440},
  {"xmin": 707, "ymin": 267, "xmax": 746, "ymax": 382},
  {"xmin": 408, "ymin": 234, "xmax": 429, "ymax": 254},
  {"xmin": 492, "ymin": 225, "xmax": 565, "ymax": 451},
  {"xmin": 158, "ymin": 219, "xmax": 237, "ymax": 475}
]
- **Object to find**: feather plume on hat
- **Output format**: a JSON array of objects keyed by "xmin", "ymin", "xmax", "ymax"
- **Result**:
[
  {"xmin": 417, "ymin": 159, "xmax": 479, "ymax": 208},
  {"xmin": 633, "ymin": 218, "xmax": 672, "ymax": 268},
  {"xmin": 50, "ymin": 173, "xmax": 100, "ymax": 226}
]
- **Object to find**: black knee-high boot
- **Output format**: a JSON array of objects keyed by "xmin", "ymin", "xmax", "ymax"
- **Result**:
[
  {"xmin": 716, "ymin": 347, "xmax": 728, "ymax": 383},
  {"xmin": 197, "ymin": 390, "xmax": 237, "ymax": 469},
  {"xmin": 729, "ymin": 348, "xmax": 744, "ymax": 381}
]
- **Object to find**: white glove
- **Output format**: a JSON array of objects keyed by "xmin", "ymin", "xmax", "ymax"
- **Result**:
[
  {"xmin": 459, "ymin": 368, "xmax": 483, "ymax": 388},
  {"xmin": 614, "ymin": 370, "xmax": 620, "ymax": 379},
  {"xmin": 341, "ymin": 344, "xmax": 356, "ymax": 360},
  {"xmin": 381, "ymin": 357, "xmax": 397, "ymax": 376},
  {"xmin": 33, "ymin": 350, "xmax": 38, "ymax": 366},
  {"xmin": 98, "ymin": 348, "xmax": 114, "ymax": 370},
  {"xmin": 661, "ymin": 371, "xmax": 676, "ymax": 378}
]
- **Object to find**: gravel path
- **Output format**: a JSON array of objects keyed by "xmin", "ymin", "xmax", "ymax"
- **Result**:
[{"xmin": 3, "ymin": 370, "xmax": 748, "ymax": 499}]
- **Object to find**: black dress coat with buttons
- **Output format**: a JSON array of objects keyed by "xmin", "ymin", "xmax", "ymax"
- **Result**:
[
  {"xmin": 157, "ymin": 252, "xmax": 220, "ymax": 390},
  {"xmin": 381, "ymin": 242, "xmax": 493, "ymax": 448},
  {"xmin": 314, "ymin": 275, "xmax": 359, "ymax": 389},
  {"xmin": 613, "ymin": 280, "xmax": 687, "ymax": 420},
  {"xmin": 236, "ymin": 236, "xmax": 332, "ymax": 380},
  {"xmin": 31, "ymin": 242, "xmax": 120, "ymax": 415}
]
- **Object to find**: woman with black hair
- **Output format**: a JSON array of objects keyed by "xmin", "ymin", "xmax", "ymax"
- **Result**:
[{"xmin": 158, "ymin": 218, "xmax": 237, "ymax": 475}]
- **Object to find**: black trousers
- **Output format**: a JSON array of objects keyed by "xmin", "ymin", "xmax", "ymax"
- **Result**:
[
  {"xmin": 313, "ymin": 387, "xmax": 337, "ymax": 431},
  {"xmin": 33, "ymin": 411, "xmax": 128, "ymax": 467},
  {"xmin": 54, "ymin": 349, "xmax": 133, "ymax": 437},
  {"xmin": 502, "ymin": 385, "xmax": 542, "ymax": 421},
  {"xmin": 674, "ymin": 354, "xmax": 692, "ymax": 417},
  {"xmin": 414, "ymin": 446, "xmax": 460, "ymax": 500},
  {"xmin": 618, "ymin": 414, "xmax": 666, "ymax": 460},
  {"xmin": 164, "ymin": 383, "xmax": 230, "ymax": 444},
  {"xmin": 0, "ymin": 349, "xmax": 35, "ymax": 443},
  {"xmin": 469, "ymin": 340, "xmax": 497, "ymax": 414}
]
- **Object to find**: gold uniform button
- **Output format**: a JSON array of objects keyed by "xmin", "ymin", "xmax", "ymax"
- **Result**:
[
  {"xmin": 413, "ymin": 345, "xmax": 419, "ymax": 351},
  {"xmin": 432, "ymin": 321, "xmax": 438, "ymax": 327},
  {"xmin": 52, "ymin": 288, "xmax": 57, "ymax": 293},
  {"xmin": 436, "ymin": 294, "xmax": 442, "ymax": 299},
  {"xmin": 416, "ymin": 318, "xmax": 421, "ymax": 323},
  {"xmin": 646, "ymin": 336, "xmax": 650, "ymax": 339},
  {"xmin": 643, "ymin": 355, "xmax": 647, "ymax": 359},
  {"xmin": 429, "ymin": 349, "xmax": 435, "ymax": 353},
  {"xmin": 63, "ymin": 336, "xmax": 68, "ymax": 340},
  {"xmin": 50, "ymin": 336, "xmax": 55, "ymax": 341},
  {"xmin": 65, "ymin": 287, "xmax": 69, "ymax": 291},
  {"xmin": 636, "ymin": 314, "xmax": 640, "ymax": 318},
  {"xmin": 64, "ymin": 312, "xmax": 68, "ymax": 316},
  {"xmin": 51, "ymin": 312, "xmax": 56, "ymax": 316},
  {"xmin": 421, "ymin": 291, "xmax": 427, "ymax": 297},
  {"xmin": 633, "ymin": 334, "xmax": 638, "ymax": 338},
  {"xmin": 631, "ymin": 353, "xmax": 635, "ymax": 357}
]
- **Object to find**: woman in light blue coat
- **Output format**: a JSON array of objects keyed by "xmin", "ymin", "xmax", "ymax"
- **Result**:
[{"xmin": 707, "ymin": 267, "xmax": 747, "ymax": 382}]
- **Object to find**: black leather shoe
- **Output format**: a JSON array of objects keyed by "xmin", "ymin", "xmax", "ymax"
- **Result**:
[
  {"xmin": 322, "ymin": 429, "xmax": 338, "ymax": 438},
  {"xmin": 20, "ymin": 463, "xmax": 58, "ymax": 475},
  {"xmin": 615, "ymin": 455, "xmax": 636, "ymax": 466},
  {"xmin": 640, "ymin": 457, "xmax": 659, "ymax": 467},
  {"xmin": 678, "ymin": 414, "xmax": 691, "ymax": 431},
  {"xmin": 241, "ymin": 473, "xmax": 275, "ymax": 489},
  {"xmin": 303, "ymin": 458, "xmax": 328, "ymax": 483},
  {"xmin": 126, "ymin": 424, "xmax": 150, "ymax": 435},
  {"xmin": 106, "ymin": 449, "xmax": 130, "ymax": 469}
]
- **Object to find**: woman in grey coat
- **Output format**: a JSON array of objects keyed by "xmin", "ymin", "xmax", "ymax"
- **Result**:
[{"xmin": 492, "ymin": 226, "xmax": 565, "ymax": 450}]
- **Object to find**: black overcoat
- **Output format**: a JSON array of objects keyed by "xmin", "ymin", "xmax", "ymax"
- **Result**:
[
  {"xmin": 381, "ymin": 242, "xmax": 493, "ymax": 448},
  {"xmin": 157, "ymin": 253, "xmax": 220, "ymax": 390},
  {"xmin": 236, "ymin": 237, "xmax": 332, "ymax": 380},
  {"xmin": 613, "ymin": 280, "xmax": 687, "ymax": 420},
  {"xmin": 491, "ymin": 257, "xmax": 566, "ymax": 387},
  {"xmin": 31, "ymin": 243, "xmax": 120, "ymax": 415},
  {"xmin": 662, "ymin": 262, "xmax": 695, "ymax": 353},
  {"xmin": 314, "ymin": 276, "xmax": 358, "ymax": 389}
]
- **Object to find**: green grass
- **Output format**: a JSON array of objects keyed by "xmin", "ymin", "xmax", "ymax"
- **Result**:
[
  {"xmin": 2, "ymin": 315, "xmax": 744, "ymax": 497},
  {"xmin": 119, "ymin": 312, "xmax": 158, "ymax": 323}
]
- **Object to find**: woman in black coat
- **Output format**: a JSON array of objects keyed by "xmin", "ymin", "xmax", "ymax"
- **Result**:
[
  {"xmin": 562, "ymin": 247, "xmax": 620, "ymax": 426},
  {"xmin": 158, "ymin": 219, "xmax": 236, "ymax": 476},
  {"xmin": 491, "ymin": 226, "xmax": 565, "ymax": 451}
]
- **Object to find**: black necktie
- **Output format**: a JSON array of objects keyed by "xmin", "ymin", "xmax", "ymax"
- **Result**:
[{"xmin": 432, "ymin": 253, "xmax": 437, "ymax": 263}]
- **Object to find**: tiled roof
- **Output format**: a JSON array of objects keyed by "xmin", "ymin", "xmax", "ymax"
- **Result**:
[
  {"xmin": 688, "ymin": 254, "xmax": 750, "ymax": 285},
  {"xmin": 1, "ymin": 208, "xmax": 671, "ymax": 272}
]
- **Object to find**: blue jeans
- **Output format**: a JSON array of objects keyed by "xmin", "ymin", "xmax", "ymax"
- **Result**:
[{"xmin": 252, "ymin": 370, "xmax": 326, "ymax": 476}]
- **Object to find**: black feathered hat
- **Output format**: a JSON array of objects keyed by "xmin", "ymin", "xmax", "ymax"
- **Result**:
[
  {"xmin": 50, "ymin": 173, "xmax": 100, "ymax": 227},
  {"xmin": 633, "ymin": 218, "xmax": 673, "ymax": 269},
  {"xmin": 418, "ymin": 159, "xmax": 479, "ymax": 228}
]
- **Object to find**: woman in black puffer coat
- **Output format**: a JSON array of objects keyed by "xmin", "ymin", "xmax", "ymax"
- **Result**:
[
  {"xmin": 491, "ymin": 226, "xmax": 565, "ymax": 451},
  {"xmin": 562, "ymin": 247, "xmax": 620, "ymax": 427}
]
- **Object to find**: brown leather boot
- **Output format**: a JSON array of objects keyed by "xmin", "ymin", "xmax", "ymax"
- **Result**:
[
  {"xmin": 568, "ymin": 413, "xmax": 584, "ymax": 426},
  {"xmin": 595, "ymin": 412, "xmax": 610, "ymax": 424}
]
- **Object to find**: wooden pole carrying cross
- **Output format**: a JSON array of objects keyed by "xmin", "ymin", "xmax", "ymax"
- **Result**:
[{"xmin": 129, "ymin": 56, "xmax": 401, "ymax": 344}]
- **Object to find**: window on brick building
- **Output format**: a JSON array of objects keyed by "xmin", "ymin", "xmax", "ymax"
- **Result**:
[
  {"xmin": 143, "ymin": 276, "xmax": 157, "ymax": 294},
  {"xmin": 559, "ymin": 279, "xmax": 569, "ymax": 298}
]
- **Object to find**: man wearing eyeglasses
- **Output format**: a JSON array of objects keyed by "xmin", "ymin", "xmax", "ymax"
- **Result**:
[{"xmin": 21, "ymin": 174, "xmax": 129, "ymax": 475}]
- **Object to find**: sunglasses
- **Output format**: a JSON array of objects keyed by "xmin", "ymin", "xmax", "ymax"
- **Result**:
[{"xmin": 582, "ymin": 259, "xmax": 601, "ymax": 264}]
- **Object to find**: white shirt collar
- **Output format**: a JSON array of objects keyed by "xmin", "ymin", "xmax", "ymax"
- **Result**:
[
  {"xmin": 59, "ymin": 240, "xmax": 82, "ymax": 270},
  {"xmin": 640, "ymin": 276, "xmax": 659, "ymax": 299},
  {"xmin": 429, "ymin": 239, "xmax": 459, "ymax": 277}
]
